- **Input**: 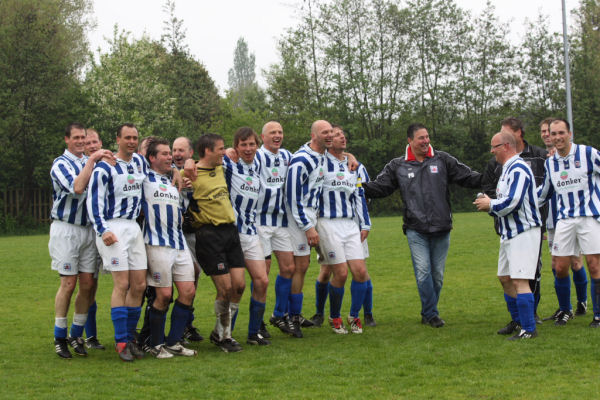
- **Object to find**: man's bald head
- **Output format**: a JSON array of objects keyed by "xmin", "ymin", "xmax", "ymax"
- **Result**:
[{"xmin": 172, "ymin": 136, "xmax": 194, "ymax": 168}]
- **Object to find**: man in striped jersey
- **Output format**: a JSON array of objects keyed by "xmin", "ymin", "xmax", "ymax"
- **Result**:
[
  {"xmin": 186, "ymin": 133, "xmax": 245, "ymax": 353},
  {"xmin": 87, "ymin": 123, "xmax": 148, "ymax": 361},
  {"xmin": 50, "ymin": 123, "xmax": 114, "ymax": 358},
  {"xmin": 223, "ymin": 127, "xmax": 271, "ymax": 345},
  {"xmin": 142, "ymin": 138, "xmax": 197, "ymax": 358},
  {"xmin": 475, "ymin": 131, "xmax": 542, "ymax": 339},
  {"xmin": 538, "ymin": 118, "xmax": 588, "ymax": 323},
  {"xmin": 537, "ymin": 119, "xmax": 600, "ymax": 328},
  {"xmin": 255, "ymin": 122, "xmax": 296, "ymax": 337},
  {"xmin": 312, "ymin": 125, "xmax": 371, "ymax": 334},
  {"xmin": 285, "ymin": 120, "xmax": 334, "ymax": 337}
]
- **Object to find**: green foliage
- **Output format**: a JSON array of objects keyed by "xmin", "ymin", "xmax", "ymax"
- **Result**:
[{"xmin": 4, "ymin": 214, "xmax": 600, "ymax": 399}]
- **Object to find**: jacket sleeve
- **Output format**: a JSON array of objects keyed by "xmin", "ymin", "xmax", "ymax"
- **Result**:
[
  {"xmin": 444, "ymin": 153, "xmax": 482, "ymax": 189},
  {"xmin": 362, "ymin": 160, "xmax": 399, "ymax": 198}
]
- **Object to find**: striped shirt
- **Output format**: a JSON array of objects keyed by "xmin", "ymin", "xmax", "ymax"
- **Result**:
[
  {"xmin": 255, "ymin": 146, "xmax": 292, "ymax": 227},
  {"xmin": 223, "ymin": 155, "xmax": 261, "ymax": 235},
  {"xmin": 87, "ymin": 153, "xmax": 147, "ymax": 235},
  {"xmin": 50, "ymin": 150, "xmax": 90, "ymax": 226},
  {"xmin": 318, "ymin": 153, "xmax": 371, "ymax": 230},
  {"xmin": 286, "ymin": 142, "xmax": 326, "ymax": 231},
  {"xmin": 538, "ymin": 143, "xmax": 600, "ymax": 222},
  {"xmin": 355, "ymin": 163, "xmax": 372, "ymax": 230},
  {"xmin": 490, "ymin": 155, "xmax": 541, "ymax": 241},
  {"xmin": 142, "ymin": 169, "xmax": 187, "ymax": 250}
]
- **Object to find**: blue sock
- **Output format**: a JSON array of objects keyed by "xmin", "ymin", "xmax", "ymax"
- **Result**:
[
  {"xmin": 274, "ymin": 275, "xmax": 292, "ymax": 318},
  {"xmin": 166, "ymin": 301, "xmax": 191, "ymax": 346},
  {"xmin": 517, "ymin": 293, "xmax": 536, "ymax": 332},
  {"xmin": 554, "ymin": 275, "xmax": 572, "ymax": 312},
  {"xmin": 111, "ymin": 306, "xmax": 128, "ymax": 343},
  {"xmin": 186, "ymin": 306, "xmax": 195, "ymax": 328},
  {"xmin": 126, "ymin": 306, "xmax": 141, "ymax": 342},
  {"xmin": 289, "ymin": 293, "xmax": 303, "ymax": 316},
  {"xmin": 84, "ymin": 301, "xmax": 98, "ymax": 338},
  {"xmin": 329, "ymin": 285, "xmax": 345, "ymax": 319},
  {"xmin": 572, "ymin": 267, "xmax": 588, "ymax": 303},
  {"xmin": 364, "ymin": 279, "xmax": 373, "ymax": 315},
  {"xmin": 148, "ymin": 306, "xmax": 167, "ymax": 347},
  {"xmin": 315, "ymin": 280, "xmax": 328, "ymax": 315},
  {"xmin": 248, "ymin": 297, "xmax": 266, "ymax": 336},
  {"xmin": 350, "ymin": 280, "xmax": 368, "ymax": 318},
  {"xmin": 592, "ymin": 278, "xmax": 600, "ymax": 318},
  {"xmin": 504, "ymin": 294, "xmax": 519, "ymax": 323},
  {"xmin": 70, "ymin": 322, "xmax": 84, "ymax": 338}
]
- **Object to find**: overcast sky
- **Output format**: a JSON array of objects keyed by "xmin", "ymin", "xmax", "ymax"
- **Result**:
[{"xmin": 88, "ymin": 0, "xmax": 578, "ymax": 94}]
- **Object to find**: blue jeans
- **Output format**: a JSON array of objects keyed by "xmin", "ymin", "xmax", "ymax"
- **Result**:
[{"xmin": 405, "ymin": 229, "xmax": 451, "ymax": 321}]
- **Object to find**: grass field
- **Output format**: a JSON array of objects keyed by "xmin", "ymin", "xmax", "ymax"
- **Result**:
[{"xmin": 1, "ymin": 213, "xmax": 599, "ymax": 399}]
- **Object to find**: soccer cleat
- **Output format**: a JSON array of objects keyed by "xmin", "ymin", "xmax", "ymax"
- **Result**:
[
  {"xmin": 259, "ymin": 321, "xmax": 271, "ymax": 339},
  {"xmin": 310, "ymin": 313, "xmax": 324, "ymax": 327},
  {"xmin": 247, "ymin": 333, "xmax": 271, "ymax": 346},
  {"xmin": 150, "ymin": 344, "xmax": 174, "ymax": 359},
  {"xmin": 269, "ymin": 315, "xmax": 293, "ymax": 335},
  {"xmin": 210, "ymin": 331, "xmax": 242, "ymax": 353},
  {"xmin": 554, "ymin": 310, "xmax": 574, "ymax": 326},
  {"xmin": 576, "ymin": 301, "xmax": 587, "ymax": 316},
  {"xmin": 298, "ymin": 314, "xmax": 315, "ymax": 327},
  {"xmin": 127, "ymin": 341, "xmax": 145, "ymax": 359},
  {"xmin": 183, "ymin": 325, "xmax": 204, "ymax": 342},
  {"xmin": 364, "ymin": 314, "xmax": 377, "ymax": 327},
  {"xmin": 331, "ymin": 317, "xmax": 348, "ymax": 334},
  {"xmin": 115, "ymin": 342, "xmax": 134, "ymax": 362},
  {"xmin": 542, "ymin": 308, "xmax": 561, "ymax": 321},
  {"xmin": 534, "ymin": 313, "xmax": 543, "ymax": 325},
  {"xmin": 67, "ymin": 336, "xmax": 88, "ymax": 356},
  {"xmin": 290, "ymin": 315, "xmax": 304, "ymax": 338},
  {"xmin": 54, "ymin": 338, "xmax": 72, "ymax": 359},
  {"xmin": 165, "ymin": 342, "xmax": 197, "ymax": 357},
  {"xmin": 589, "ymin": 317, "xmax": 600, "ymax": 328},
  {"xmin": 507, "ymin": 329, "xmax": 538, "ymax": 340},
  {"xmin": 85, "ymin": 336, "xmax": 106, "ymax": 350},
  {"xmin": 497, "ymin": 320, "xmax": 521, "ymax": 335},
  {"xmin": 347, "ymin": 316, "xmax": 363, "ymax": 334}
]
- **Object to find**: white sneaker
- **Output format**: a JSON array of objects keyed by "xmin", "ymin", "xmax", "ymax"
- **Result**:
[
  {"xmin": 347, "ymin": 315, "xmax": 363, "ymax": 334},
  {"xmin": 165, "ymin": 342, "xmax": 197, "ymax": 357},
  {"xmin": 150, "ymin": 344, "xmax": 174, "ymax": 359}
]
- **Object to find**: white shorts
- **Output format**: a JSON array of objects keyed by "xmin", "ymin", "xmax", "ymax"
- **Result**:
[
  {"xmin": 316, "ymin": 218, "xmax": 364, "ymax": 265},
  {"xmin": 547, "ymin": 229, "xmax": 581, "ymax": 255},
  {"xmin": 95, "ymin": 219, "xmax": 147, "ymax": 272},
  {"xmin": 552, "ymin": 216, "xmax": 600, "ymax": 256},
  {"xmin": 287, "ymin": 210, "xmax": 317, "ymax": 256},
  {"xmin": 239, "ymin": 233, "xmax": 265, "ymax": 261},
  {"xmin": 257, "ymin": 225, "xmax": 293, "ymax": 256},
  {"xmin": 146, "ymin": 245, "xmax": 195, "ymax": 287},
  {"xmin": 498, "ymin": 227, "xmax": 541, "ymax": 279},
  {"xmin": 362, "ymin": 238, "xmax": 370, "ymax": 259},
  {"xmin": 185, "ymin": 232, "xmax": 197, "ymax": 263},
  {"xmin": 49, "ymin": 221, "xmax": 100, "ymax": 275}
]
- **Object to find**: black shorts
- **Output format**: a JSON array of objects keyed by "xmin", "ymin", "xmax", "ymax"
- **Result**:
[{"xmin": 195, "ymin": 224, "xmax": 245, "ymax": 276}]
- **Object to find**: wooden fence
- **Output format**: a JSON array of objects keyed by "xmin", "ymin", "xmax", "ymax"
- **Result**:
[{"xmin": 1, "ymin": 188, "xmax": 53, "ymax": 223}]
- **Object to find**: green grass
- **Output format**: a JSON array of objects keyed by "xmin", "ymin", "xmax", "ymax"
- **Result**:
[{"xmin": 1, "ymin": 213, "xmax": 599, "ymax": 399}]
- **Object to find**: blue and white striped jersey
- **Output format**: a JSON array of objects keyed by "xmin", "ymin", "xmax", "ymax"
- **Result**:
[
  {"xmin": 50, "ymin": 150, "xmax": 90, "ymax": 226},
  {"xmin": 223, "ymin": 155, "xmax": 261, "ymax": 235},
  {"xmin": 87, "ymin": 153, "xmax": 147, "ymax": 235},
  {"xmin": 490, "ymin": 155, "xmax": 541, "ymax": 241},
  {"xmin": 545, "ymin": 195, "xmax": 559, "ymax": 231},
  {"xmin": 356, "ymin": 163, "xmax": 371, "ymax": 231},
  {"xmin": 318, "ymin": 153, "xmax": 371, "ymax": 230},
  {"xmin": 255, "ymin": 146, "xmax": 292, "ymax": 227},
  {"xmin": 142, "ymin": 169, "xmax": 187, "ymax": 250},
  {"xmin": 538, "ymin": 143, "xmax": 600, "ymax": 222},
  {"xmin": 286, "ymin": 142, "xmax": 326, "ymax": 231}
]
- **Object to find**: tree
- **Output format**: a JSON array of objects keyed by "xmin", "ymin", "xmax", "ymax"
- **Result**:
[{"xmin": 0, "ymin": 0, "xmax": 92, "ymax": 220}]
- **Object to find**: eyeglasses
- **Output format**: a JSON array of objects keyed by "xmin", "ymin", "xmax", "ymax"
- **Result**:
[{"xmin": 491, "ymin": 143, "xmax": 506, "ymax": 150}]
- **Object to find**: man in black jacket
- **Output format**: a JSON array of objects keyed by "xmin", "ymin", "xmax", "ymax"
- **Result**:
[
  {"xmin": 363, "ymin": 123, "xmax": 482, "ymax": 327},
  {"xmin": 482, "ymin": 117, "xmax": 547, "ymax": 334}
]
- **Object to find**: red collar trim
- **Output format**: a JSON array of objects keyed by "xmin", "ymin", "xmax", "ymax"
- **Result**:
[{"xmin": 405, "ymin": 144, "xmax": 434, "ymax": 161}]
